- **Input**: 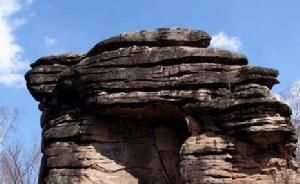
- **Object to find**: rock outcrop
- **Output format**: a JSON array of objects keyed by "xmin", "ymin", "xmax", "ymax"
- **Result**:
[{"xmin": 25, "ymin": 28, "xmax": 300, "ymax": 184}]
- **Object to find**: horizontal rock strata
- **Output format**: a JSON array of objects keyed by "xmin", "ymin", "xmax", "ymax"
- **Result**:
[{"xmin": 25, "ymin": 28, "xmax": 300, "ymax": 184}]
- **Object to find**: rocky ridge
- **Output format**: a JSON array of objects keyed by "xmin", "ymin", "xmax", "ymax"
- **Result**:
[{"xmin": 25, "ymin": 28, "xmax": 300, "ymax": 184}]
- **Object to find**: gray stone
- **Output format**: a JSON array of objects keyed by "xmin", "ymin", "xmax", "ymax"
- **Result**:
[
  {"xmin": 25, "ymin": 28, "xmax": 300, "ymax": 184},
  {"xmin": 87, "ymin": 28, "xmax": 211, "ymax": 56}
]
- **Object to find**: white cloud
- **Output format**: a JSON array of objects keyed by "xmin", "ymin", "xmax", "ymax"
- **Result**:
[
  {"xmin": 44, "ymin": 36, "xmax": 57, "ymax": 47},
  {"xmin": 12, "ymin": 17, "xmax": 26, "ymax": 27},
  {"xmin": 0, "ymin": 74, "xmax": 25, "ymax": 87},
  {"xmin": 210, "ymin": 32, "xmax": 242, "ymax": 52},
  {"xmin": 26, "ymin": 0, "xmax": 33, "ymax": 5},
  {"xmin": 0, "ymin": 0, "xmax": 31, "ymax": 87}
]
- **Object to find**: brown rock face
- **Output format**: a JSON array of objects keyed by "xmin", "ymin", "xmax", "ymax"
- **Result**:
[{"xmin": 25, "ymin": 28, "xmax": 300, "ymax": 184}]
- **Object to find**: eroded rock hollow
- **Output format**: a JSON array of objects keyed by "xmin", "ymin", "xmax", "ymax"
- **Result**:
[{"xmin": 25, "ymin": 28, "xmax": 300, "ymax": 184}]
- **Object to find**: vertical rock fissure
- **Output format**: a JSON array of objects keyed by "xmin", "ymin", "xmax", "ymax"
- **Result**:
[{"xmin": 152, "ymin": 128, "xmax": 172, "ymax": 184}]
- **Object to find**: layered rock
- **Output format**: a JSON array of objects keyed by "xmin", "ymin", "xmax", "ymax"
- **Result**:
[{"xmin": 25, "ymin": 28, "xmax": 300, "ymax": 184}]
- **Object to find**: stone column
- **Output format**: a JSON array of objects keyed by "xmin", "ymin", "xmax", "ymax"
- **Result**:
[{"xmin": 25, "ymin": 28, "xmax": 300, "ymax": 184}]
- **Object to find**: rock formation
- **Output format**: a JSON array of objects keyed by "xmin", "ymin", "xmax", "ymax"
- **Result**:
[{"xmin": 25, "ymin": 28, "xmax": 300, "ymax": 184}]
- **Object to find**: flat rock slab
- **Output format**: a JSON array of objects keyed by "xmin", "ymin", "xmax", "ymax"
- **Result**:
[{"xmin": 87, "ymin": 28, "xmax": 211, "ymax": 56}]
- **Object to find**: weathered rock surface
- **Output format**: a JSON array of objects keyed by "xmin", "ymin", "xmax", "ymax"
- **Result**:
[{"xmin": 25, "ymin": 28, "xmax": 300, "ymax": 184}]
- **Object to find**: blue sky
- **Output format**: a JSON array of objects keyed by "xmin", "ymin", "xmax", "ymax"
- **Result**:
[{"xmin": 0, "ymin": 0, "xmax": 300, "ymax": 144}]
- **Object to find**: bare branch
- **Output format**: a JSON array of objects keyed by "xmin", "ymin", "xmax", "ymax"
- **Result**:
[
  {"xmin": 0, "ymin": 106, "xmax": 41, "ymax": 184},
  {"xmin": 0, "ymin": 107, "xmax": 19, "ymax": 148}
]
